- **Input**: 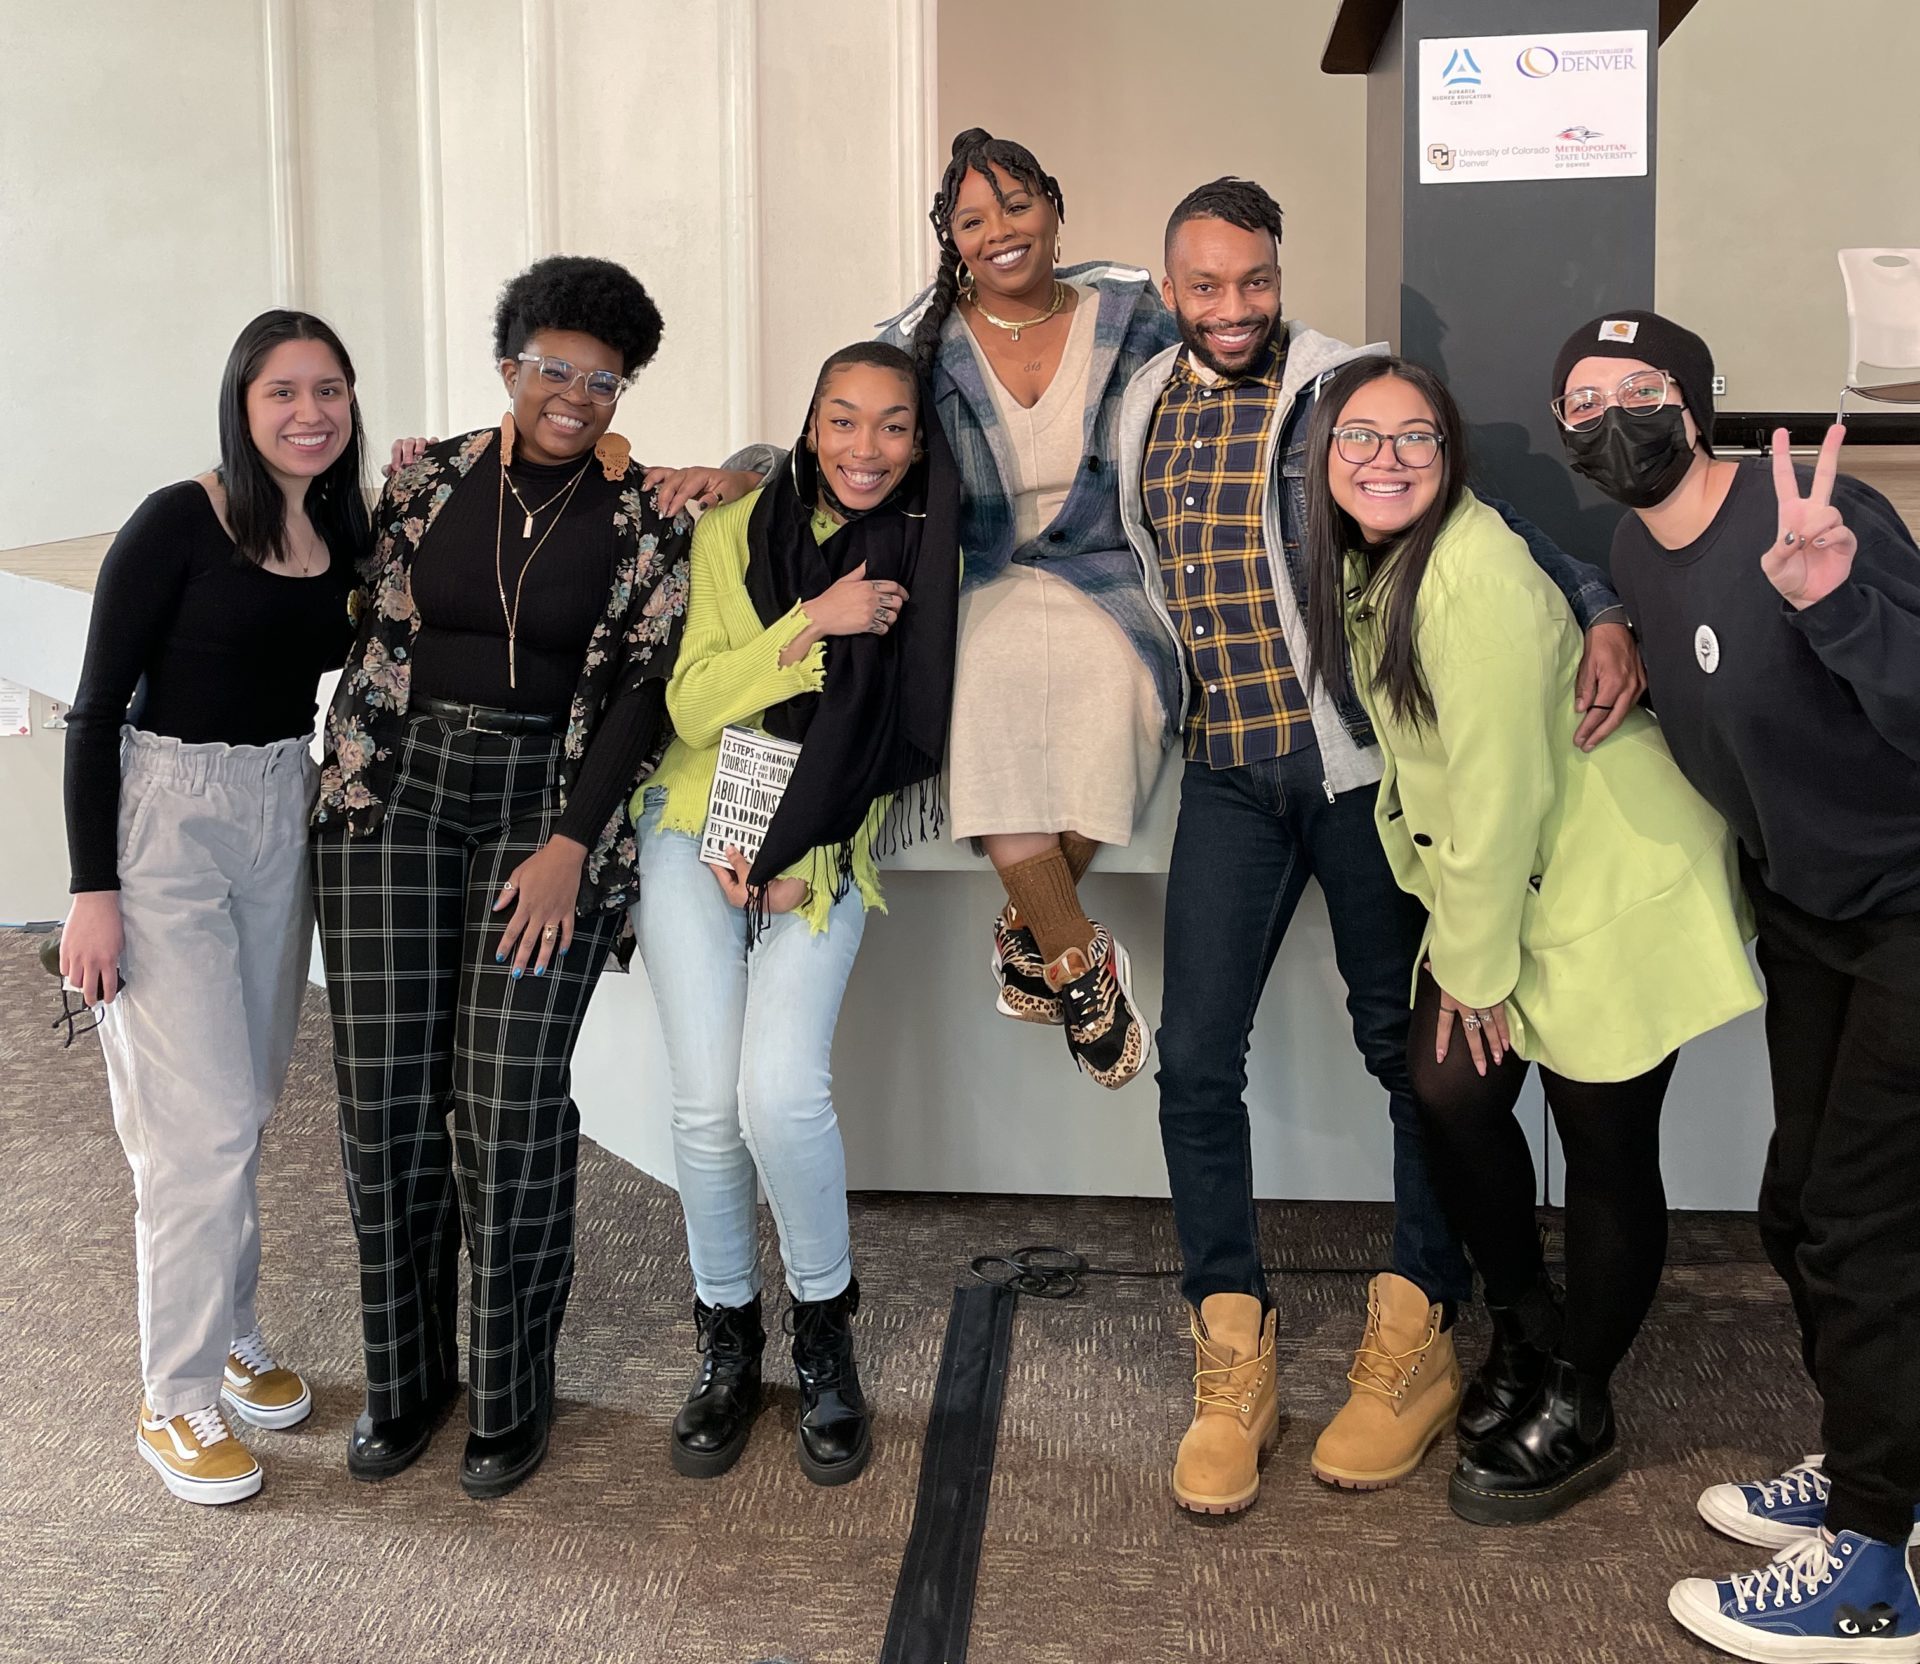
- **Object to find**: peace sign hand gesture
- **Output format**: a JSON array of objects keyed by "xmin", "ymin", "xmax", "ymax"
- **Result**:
[{"xmin": 1764, "ymin": 423, "xmax": 1856, "ymax": 610}]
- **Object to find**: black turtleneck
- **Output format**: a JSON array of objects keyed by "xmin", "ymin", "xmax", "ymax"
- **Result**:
[{"xmin": 407, "ymin": 443, "xmax": 667, "ymax": 848}]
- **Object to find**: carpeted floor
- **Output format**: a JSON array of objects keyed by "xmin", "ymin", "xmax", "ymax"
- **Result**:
[{"xmin": 0, "ymin": 929, "xmax": 1809, "ymax": 1663}]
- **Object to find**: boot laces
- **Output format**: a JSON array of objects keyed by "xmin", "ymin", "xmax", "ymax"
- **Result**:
[
  {"xmin": 1190, "ymin": 1317, "xmax": 1271, "ymax": 1415},
  {"xmin": 785, "ymin": 1301, "xmax": 852, "ymax": 1387},
  {"xmin": 1728, "ymin": 1535, "xmax": 1845, "ymax": 1612},
  {"xmin": 182, "ymin": 1405, "xmax": 232, "ymax": 1449},
  {"xmin": 229, "ymin": 1329, "xmax": 277, "ymax": 1376},
  {"xmin": 1752, "ymin": 1458, "xmax": 1828, "ymax": 1510},
  {"xmin": 1348, "ymin": 1309, "xmax": 1439, "ymax": 1402}
]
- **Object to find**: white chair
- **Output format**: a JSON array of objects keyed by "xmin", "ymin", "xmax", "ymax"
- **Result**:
[{"xmin": 1837, "ymin": 248, "xmax": 1920, "ymax": 419}]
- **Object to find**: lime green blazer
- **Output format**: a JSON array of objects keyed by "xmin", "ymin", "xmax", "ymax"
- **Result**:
[{"xmin": 1345, "ymin": 494, "xmax": 1761, "ymax": 1082}]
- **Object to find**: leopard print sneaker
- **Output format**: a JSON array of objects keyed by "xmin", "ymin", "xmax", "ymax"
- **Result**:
[
  {"xmin": 1044, "ymin": 923, "xmax": 1151, "ymax": 1090},
  {"xmin": 991, "ymin": 905, "xmax": 1065, "ymax": 1025}
]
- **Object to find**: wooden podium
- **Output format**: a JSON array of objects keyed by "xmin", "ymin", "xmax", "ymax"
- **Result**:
[{"xmin": 1323, "ymin": 0, "xmax": 1699, "ymax": 567}]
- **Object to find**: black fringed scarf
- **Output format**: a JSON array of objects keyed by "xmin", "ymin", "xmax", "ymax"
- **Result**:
[{"xmin": 741, "ymin": 403, "xmax": 960, "ymax": 898}]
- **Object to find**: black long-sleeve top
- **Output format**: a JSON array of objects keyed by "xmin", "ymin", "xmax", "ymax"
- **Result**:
[
  {"xmin": 63, "ymin": 481, "xmax": 356, "ymax": 892},
  {"xmin": 1609, "ymin": 459, "xmax": 1920, "ymax": 920},
  {"xmin": 407, "ymin": 447, "xmax": 666, "ymax": 849}
]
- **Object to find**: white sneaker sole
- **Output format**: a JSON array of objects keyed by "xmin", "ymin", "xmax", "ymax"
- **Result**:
[
  {"xmin": 1669, "ymin": 1576, "xmax": 1920, "ymax": 1663},
  {"xmin": 1697, "ymin": 1483, "xmax": 1920, "ymax": 1551},
  {"xmin": 137, "ymin": 1435, "xmax": 262, "ymax": 1505},
  {"xmin": 222, "ymin": 1381, "xmax": 313, "ymax": 1431}
]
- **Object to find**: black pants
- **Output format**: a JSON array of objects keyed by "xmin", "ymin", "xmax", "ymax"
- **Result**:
[
  {"xmin": 1750, "ymin": 874, "xmax": 1920, "ymax": 1544},
  {"xmin": 313, "ymin": 716, "xmax": 620, "ymax": 1438},
  {"xmin": 1407, "ymin": 969, "xmax": 1676, "ymax": 1378}
]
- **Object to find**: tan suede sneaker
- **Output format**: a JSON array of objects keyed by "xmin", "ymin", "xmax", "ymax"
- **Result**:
[
  {"xmin": 1310, "ymin": 1272, "xmax": 1462, "ymax": 1490},
  {"xmin": 221, "ymin": 1330, "xmax": 313, "ymax": 1430},
  {"xmin": 1171, "ymin": 1292, "xmax": 1280, "ymax": 1515},
  {"xmin": 137, "ymin": 1400, "xmax": 262, "ymax": 1504}
]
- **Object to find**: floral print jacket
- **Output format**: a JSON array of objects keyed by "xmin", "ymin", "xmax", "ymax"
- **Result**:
[{"xmin": 314, "ymin": 427, "xmax": 692, "ymax": 916}]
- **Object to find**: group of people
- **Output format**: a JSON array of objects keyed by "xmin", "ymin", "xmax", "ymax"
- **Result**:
[{"xmin": 56, "ymin": 126, "xmax": 1917, "ymax": 1664}]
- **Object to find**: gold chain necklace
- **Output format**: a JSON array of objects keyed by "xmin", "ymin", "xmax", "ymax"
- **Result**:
[
  {"xmin": 967, "ymin": 280, "xmax": 1068, "ymax": 342},
  {"xmin": 501, "ymin": 466, "xmax": 579, "ymax": 539},
  {"xmin": 493, "ymin": 450, "xmax": 593, "ymax": 688}
]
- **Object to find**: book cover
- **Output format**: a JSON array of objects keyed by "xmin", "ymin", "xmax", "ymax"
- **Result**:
[{"xmin": 700, "ymin": 724, "xmax": 803, "ymax": 870}]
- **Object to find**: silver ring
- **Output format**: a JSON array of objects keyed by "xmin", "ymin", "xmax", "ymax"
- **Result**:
[
  {"xmin": 1461, "ymin": 1013, "xmax": 1483, "ymax": 1030},
  {"xmin": 1782, "ymin": 529, "xmax": 1797, "ymax": 547}
]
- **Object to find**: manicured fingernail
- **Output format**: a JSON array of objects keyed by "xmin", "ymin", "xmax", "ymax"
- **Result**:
[
  {"xmin": 535, "ymin": 966, "xmax": 545, "ymax": 977},
  {"xmin": 494, "ymin": 952, "xmax": 505, "ymax": 963},
  {"xmin": 511, "ymin": 967, "xmax": 522, "ymax": 980}
]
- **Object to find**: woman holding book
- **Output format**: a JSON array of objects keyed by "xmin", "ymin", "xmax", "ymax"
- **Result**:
[{"xmin": 632, "ymin": 341, "xmax": 959, "ymax": 1487}]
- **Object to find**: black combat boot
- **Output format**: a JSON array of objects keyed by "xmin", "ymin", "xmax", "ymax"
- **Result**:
[
  {"xmin": 1457, "ymin": 1277, "xmax": 1564, "ymax": 1446},
  {"xmin": 786, "ymin": 1279, "xmax": 871, "ymax": 1485},
  {"xmin": 1449, "ymin": 1355, "xmax": 1621, "ymax": 1525},
  {"xmin": 670, "ymin": 1295, "xmax": 765, "ymax": 1479}
]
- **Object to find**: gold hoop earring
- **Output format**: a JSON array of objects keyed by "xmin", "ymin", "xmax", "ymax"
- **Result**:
[
  {"xmin": 1054, "ymin": 234, "xmax": 1062, "ymax": 265},
  {"xmin": 957, "ymin": 260, "xmax": 976, "ymax": 301}
]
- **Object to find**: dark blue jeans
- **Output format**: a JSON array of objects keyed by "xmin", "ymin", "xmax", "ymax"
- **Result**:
[{"xmin": 1155, "ymin": 746, "xmax": 1473, "ymax": 1310}]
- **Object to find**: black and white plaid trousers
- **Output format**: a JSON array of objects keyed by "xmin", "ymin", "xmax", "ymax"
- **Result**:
[{"xmin": 312, "ymin": 715, "xmax": 620, "ymax": 1436}]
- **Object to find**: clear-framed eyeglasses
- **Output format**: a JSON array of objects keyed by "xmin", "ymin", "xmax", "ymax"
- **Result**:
[
  {"xmin": 1551, "ymin": 369, "xmax": 1674, "ymax": 432},
  {"xmin": 1332, "ymin": 427, "xmax": 1445, "ymax": 469},
  {"xmin": 515, "ymin": 353, "xmax": 630, "ymax": 407}
]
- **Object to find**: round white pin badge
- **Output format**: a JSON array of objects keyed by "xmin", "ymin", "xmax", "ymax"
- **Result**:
[{"xmin": 1694, "ymin": 624, "xmax": 1720, "ymax": 674}]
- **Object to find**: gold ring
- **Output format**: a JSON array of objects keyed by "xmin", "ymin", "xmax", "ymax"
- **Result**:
[{"xmin": 541, "ymin": 924, "xmax": 558, "ymax": 940}]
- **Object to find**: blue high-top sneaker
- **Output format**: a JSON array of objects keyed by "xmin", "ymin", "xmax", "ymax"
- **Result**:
[
  {"xmin": 1700, "ymin": 1457, "xmax": 1920, "ymax": 1551},
  {"xmin": 1669, "ymin": 1531, "xmax": 1920, "ymax": 1662}
]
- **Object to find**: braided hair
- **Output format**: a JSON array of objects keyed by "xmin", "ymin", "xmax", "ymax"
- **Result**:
[
  {"xmin": 911, "ymin": 127, "xmax": 1066, "ymax": 377},
  {"xmin": 1163, "ymin": 176, "xmax": 1284, "ymax": 262}
]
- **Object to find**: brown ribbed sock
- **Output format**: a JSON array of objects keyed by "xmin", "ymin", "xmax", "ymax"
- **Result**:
[
  {"xmin": 1059, "ymin": 830, "xmax": 1099, "ymax": 886},
  {"xmin": 999, "ymin": 845, "xmax": 1096, "ymax": 964}
]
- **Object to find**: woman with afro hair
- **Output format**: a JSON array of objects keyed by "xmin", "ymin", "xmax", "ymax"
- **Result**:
[
  {"xmin": 651, "ymin": 128, "xmax": 1181, "ymax": 1094},
  {"xmin": 311, "ymin": 254, "xmax": 691, "ymax": 1500}
]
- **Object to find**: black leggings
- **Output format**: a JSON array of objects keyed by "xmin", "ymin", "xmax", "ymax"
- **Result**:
[{"xmin": 1408, "ymin": 969, "xmax": 1677, "ymax": 1377}]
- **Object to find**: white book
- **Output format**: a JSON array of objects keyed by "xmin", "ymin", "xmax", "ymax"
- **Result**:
[{"xmin": 700, "ymin": 724, "xmax": 803, "ymax": 870}]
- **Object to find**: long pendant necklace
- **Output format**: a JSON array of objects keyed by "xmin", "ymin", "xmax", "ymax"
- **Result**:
[
  {"xmin": 966, "ymin": 279, "xmax": 1068, "ymax": 342},
  {"xmin": 494, "ymin": 451, "xmax": 593, "ymax": 688},
  {"xmin": 501, "ymin": 468, "xmax": 578, "ymax": 539}
]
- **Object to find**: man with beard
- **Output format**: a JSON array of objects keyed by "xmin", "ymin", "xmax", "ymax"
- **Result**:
[{"xmin": 1113, "ymin": 176, "xmax": 1647, "ymax": 1515}]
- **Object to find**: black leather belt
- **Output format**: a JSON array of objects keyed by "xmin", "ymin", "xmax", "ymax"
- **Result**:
[{"xmin": 414, "ymin": 696, "xmax": 563, "ymax": 735}]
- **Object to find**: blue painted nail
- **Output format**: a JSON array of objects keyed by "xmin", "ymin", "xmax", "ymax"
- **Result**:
[
  {"xmin": 511, "ymin": 967, "xmax": 522, "ymax": 980},
  {"xmin": 535, "ymin": 965, "xmax": 546, "ymax": 977},
  {"xmin": 494, "ymin": 952, "xmax": 505, "ymax": 964}
]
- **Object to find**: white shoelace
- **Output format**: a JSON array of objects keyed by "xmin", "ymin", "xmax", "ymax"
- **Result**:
[
  {"xmin": 1752, "ymin": 1457, "xmax": 1829, "ymax": 1510},
  {"xmin": 182, "ymin": 1405, "xmax": 232, "ymax": 1448},
  {"xmin": 1728, "ymin": 1535, "xmax": 1844, "ymax": 1612},
  {"xmin": 230, "ymin": 1330, "xmax": 278, "ymax": 1376}
]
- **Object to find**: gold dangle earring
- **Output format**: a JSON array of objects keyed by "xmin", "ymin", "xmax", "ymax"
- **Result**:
[{"xmin": 957, "ymin": 259, "xmax": 976, "ymax": 303}]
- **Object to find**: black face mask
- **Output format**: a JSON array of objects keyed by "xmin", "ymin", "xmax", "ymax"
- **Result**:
[{"xmin": 1560, "ymin": 405, "xmax": 1696, "ymax": 509}]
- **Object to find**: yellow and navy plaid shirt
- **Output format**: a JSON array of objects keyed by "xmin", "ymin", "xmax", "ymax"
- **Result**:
[{"xmin": 1142, "ymin": 336, "xmax": 1312, "ymax": 769}]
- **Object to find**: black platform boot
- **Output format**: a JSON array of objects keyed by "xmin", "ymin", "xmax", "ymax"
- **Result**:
[
  {"xmin": 1457, "ymin": 1278, "xmax": 1564, "ymax": 1446},
  {"xmin": 786, "ymin": 1279, "xmax": 871, "ymax": 1486},
  {"xmin": 671, "ymin": 1296, "xmax": 765, "ymax": 1479},
  {"xmin": 1448, "ymin": 1355, "xmax": 1621, "ymax": 1525},
  {"xmin": 347, "ymin": 1379, "xmax": 462, "ymax": 1482}
]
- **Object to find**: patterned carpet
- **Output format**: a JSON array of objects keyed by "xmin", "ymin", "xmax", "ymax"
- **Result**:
[{"xmin": 0, "ymin": 929, "xmax": 1809, "ymax": 1663}]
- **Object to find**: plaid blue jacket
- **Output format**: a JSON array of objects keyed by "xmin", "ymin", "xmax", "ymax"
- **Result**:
[{"xmin": 876, "ymin": 262, "xmax": 1185, "ymax": 740}]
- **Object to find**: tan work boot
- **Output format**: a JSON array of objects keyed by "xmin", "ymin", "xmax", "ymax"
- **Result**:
[
  {"xmin": 1310, "ymin": 1272, "xmax": 1462, "ymax": 1489},
  {"xmin": 1171, "ymin": 1292, "xmax": 1280, "ymax": 1514},
  {"xmin": 222, "ymin": 1329, "xmax": 313, "ymax": 1430},
  {"xmin": 137, "ymin": 1400, "xmax": 263, "ymax": 1505}
]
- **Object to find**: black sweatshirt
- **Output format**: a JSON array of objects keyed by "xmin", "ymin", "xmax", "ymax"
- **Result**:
[
  {"xmin": 1609, "ymin": 459, "xmax": 1920, "ymax": 920},
  {"xmin": 63, "ymin": 481, "xmax": 356, "ymax": 892},
  {"xmin": 406, "ymin": 445, "xmax": 666, "ymax": 850}
]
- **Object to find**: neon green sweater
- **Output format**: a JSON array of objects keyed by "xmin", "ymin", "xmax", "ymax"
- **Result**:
[{"xmin": 632, "ymin": 489, "xmax": 887, "ymax": 933}]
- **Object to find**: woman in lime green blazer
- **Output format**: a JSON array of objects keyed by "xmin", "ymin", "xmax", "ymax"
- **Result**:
[{"xmin": 1302, "ymin": 357, "xmax": 1760, "ymax": 1531}]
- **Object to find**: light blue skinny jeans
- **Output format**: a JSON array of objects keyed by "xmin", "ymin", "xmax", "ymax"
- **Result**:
[{"xmin": 632, "ymin": 791, "xmax": 867, "ymax": 1309}]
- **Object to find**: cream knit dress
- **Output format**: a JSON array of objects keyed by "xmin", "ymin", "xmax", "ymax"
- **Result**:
[{"xmin": 947, "ymin": 289, "xmax": 1166, "ymax": 845}]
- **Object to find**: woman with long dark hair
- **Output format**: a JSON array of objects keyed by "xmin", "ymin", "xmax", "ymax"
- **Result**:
[
  {"xmin": 60, "ymin": 309, "xmax": 370, "ymax": 1504},
  {"xmin": 634, "ymin": 341, "xmax": 958, "ymax": 1486},
  {"xmin": 650, "ymin": 128, "xmax": 1180, "ymax": 1090},
  {"xmin": 1301, "ymin": 355, "xmax": 1760, "ymax": 1525},
  {"xmin": 311, "ymin": 255, "xmax": 690, "ymax": 1500}
]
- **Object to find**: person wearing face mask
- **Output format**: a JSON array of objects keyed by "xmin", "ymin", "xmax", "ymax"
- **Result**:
[
  {"xmin": 631, "ymin": 343, "xmax": 959, "ymax": 1487},
  {"xmin": 311, "ymin": 255, "xmax": 691, "ymax": 1501},
  {"xmin": 1303, "ymin": 355, "xmax": 1759, "ymax": 1526},
  {"xmin": 1550, "ymin": 311, "xmax": 1920, "ymax": 1663}
]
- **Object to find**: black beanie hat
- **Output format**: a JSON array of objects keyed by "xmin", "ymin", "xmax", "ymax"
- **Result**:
[{"xmin": 1550, "ymin": 309, "xmax": 1716, "ymax": 455}]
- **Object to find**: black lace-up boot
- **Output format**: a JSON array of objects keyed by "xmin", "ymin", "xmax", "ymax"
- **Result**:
[
  {"xmin": 1457, "ymin": 1276, "xmax": 1564, "ymax": 1446},
  {"xmin": 786, "ymin": 1279, "xmax": 871, "ymax": 1485},
  {"xmin": 671, "ymin": 1295, "xmax": 765, "ymax": 1479}
]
